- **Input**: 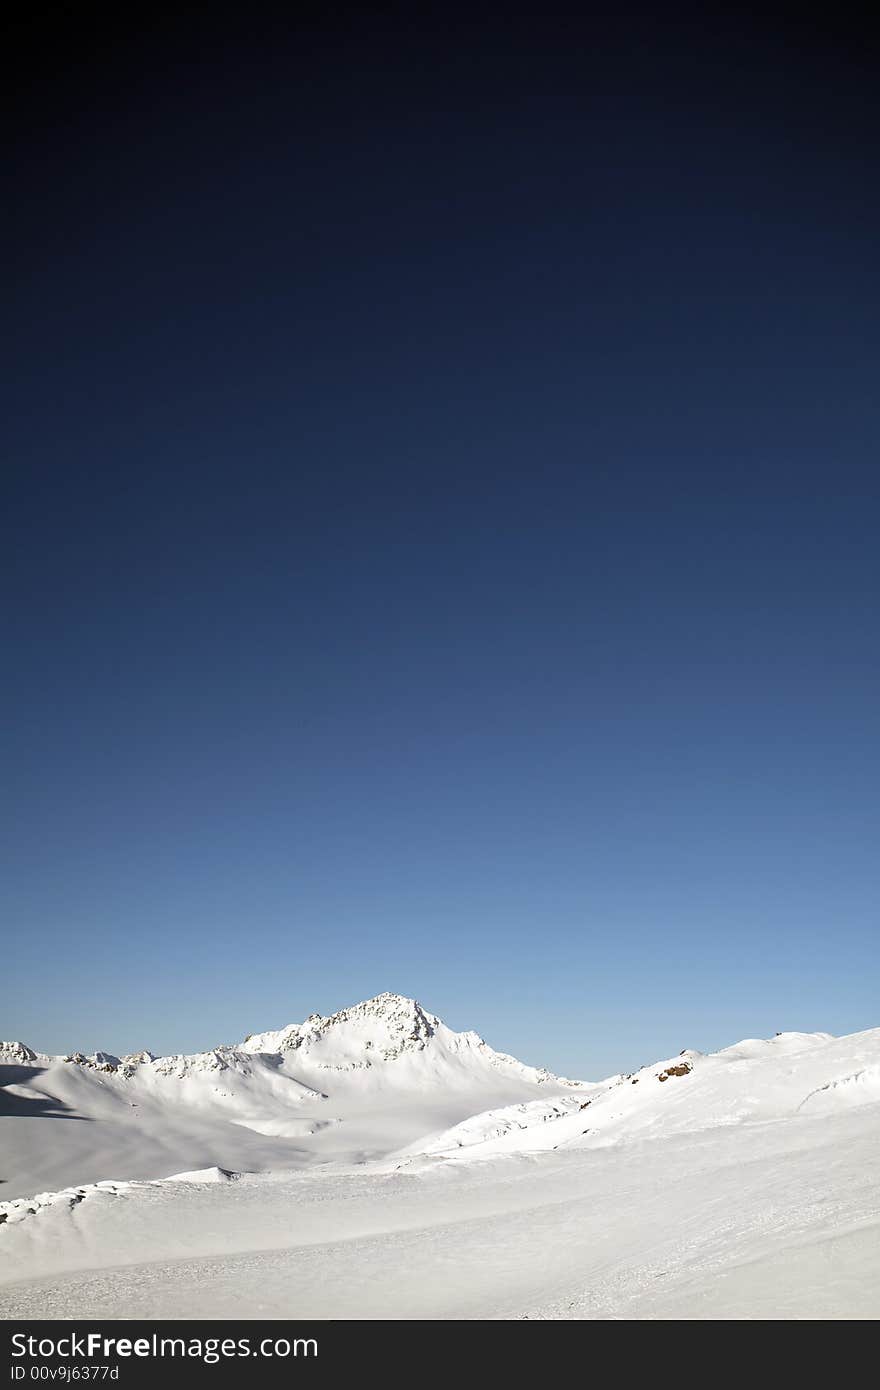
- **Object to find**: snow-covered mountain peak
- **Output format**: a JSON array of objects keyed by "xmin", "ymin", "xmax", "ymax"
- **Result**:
[
  {"xmin": 0, "ymin": 997, "xmax": 586, "ymax": 1197},
  {"xmin": 237, "ymin": 992, "xmax": 442, "ymax": 1065},
  {"xmin": 0, "ymin": 1041, "xmax": 39, "ymax": 1064},
  {"xmin": 322, "ymin": 991, "xmax": 439, "ymax": 1043}
]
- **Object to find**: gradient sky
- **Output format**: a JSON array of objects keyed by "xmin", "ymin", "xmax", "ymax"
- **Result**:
[{"xmin": 4, "ymin": 10, "xmax": 879, "ymax": 1078}]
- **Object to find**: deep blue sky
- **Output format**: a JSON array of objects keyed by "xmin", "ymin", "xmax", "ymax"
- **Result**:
[{"xmin": 4, "ymin": 9, "xmax": 879, "ymax": 1077}]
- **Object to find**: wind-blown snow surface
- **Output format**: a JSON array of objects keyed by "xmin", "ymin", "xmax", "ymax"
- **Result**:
[{"xmin": 2, "ymin": 999, "xmax": 880, "ymax": 1319}]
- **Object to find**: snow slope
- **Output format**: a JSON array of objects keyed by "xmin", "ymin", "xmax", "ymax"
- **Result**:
[
  {"xmin": 394, "ymin": 1027, "xmax": 880, "ymax": 1163},
  {"xmin": 1, "ymin": 1105, "xmax": 879, "ymax": 1319},
  {"xmin": 0, "ymin": 994, "xmax": 584, "ymax": 1198}
]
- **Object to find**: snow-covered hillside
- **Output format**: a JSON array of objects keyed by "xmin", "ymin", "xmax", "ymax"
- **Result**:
[
  {"xmin": 3, "ymin": 1001, "xmax": 880, "ymax": 1319},
  {"xmin": 395, "ymin": 1027, "xmax": 880, "ymax": 1163}
]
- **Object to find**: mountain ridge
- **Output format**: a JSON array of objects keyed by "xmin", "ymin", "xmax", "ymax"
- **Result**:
[{"xmin": 1, "ymin": 991, "xmax": 583, "ymax": 1086}]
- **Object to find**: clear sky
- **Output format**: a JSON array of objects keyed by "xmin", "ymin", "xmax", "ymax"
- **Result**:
[{"xmin": 4, "ymin": 10, "xmax": 879, "ymax": 1079}]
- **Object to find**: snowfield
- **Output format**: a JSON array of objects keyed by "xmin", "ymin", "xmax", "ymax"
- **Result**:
[{"xmin": 2, "ymin": 994, "xmax": 879, "ymax": 1319}]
